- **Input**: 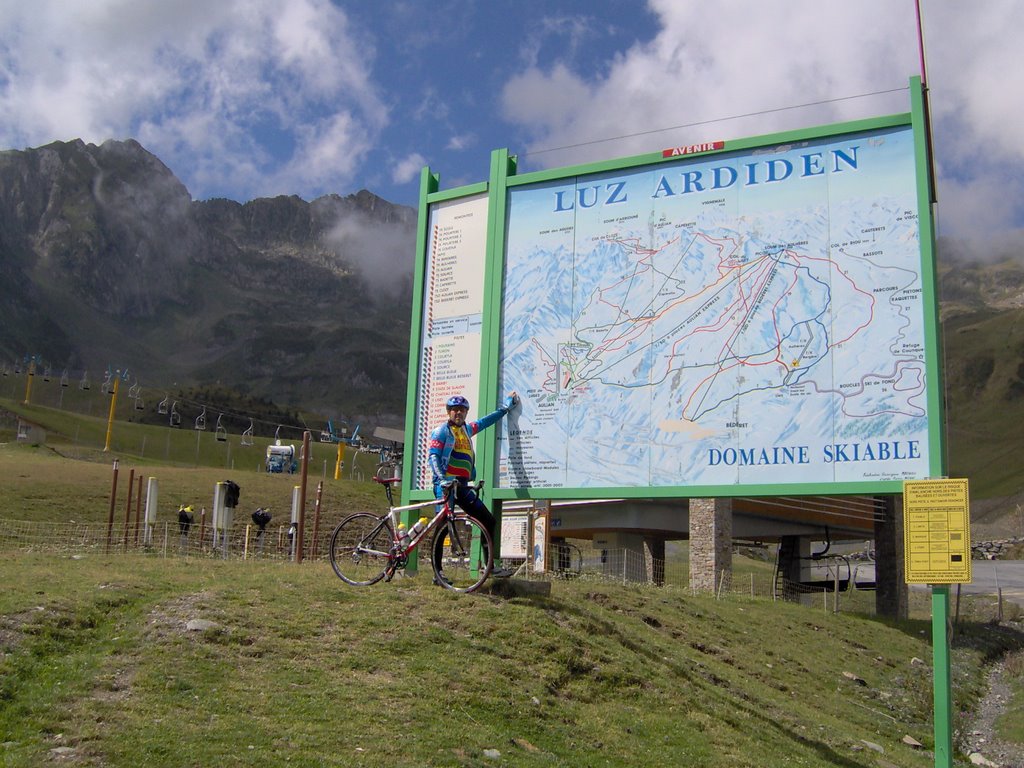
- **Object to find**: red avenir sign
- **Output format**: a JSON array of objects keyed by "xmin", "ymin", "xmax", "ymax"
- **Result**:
[{"xmin": 661, "ymin": 141, "xmax": 725, "ymax": 158}]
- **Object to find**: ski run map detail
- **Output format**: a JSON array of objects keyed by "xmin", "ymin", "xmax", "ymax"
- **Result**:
[{"xmin": 497, "ymin": 125, "xmax": 932, "ymax": 490}]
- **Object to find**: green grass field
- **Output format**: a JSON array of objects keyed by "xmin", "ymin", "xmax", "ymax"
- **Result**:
[{"xmin": 0, "ymin": 552, "xmax": 1021, "ymax": 768}]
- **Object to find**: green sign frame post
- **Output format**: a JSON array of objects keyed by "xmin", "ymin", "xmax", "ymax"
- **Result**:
[{"xmin": 932, "ymin": 586, "xmax": 953, "ymax": 768}]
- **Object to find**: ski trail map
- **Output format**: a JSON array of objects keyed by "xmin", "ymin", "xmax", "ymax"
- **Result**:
[{"xmin": 498, "ymin": 125, "xmax": 933, "ymax": 491}]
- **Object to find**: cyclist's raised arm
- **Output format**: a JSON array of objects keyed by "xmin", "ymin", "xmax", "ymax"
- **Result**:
[{"xmin": 470, "ymin": 392, "xmax": 519, "ymax": 434}]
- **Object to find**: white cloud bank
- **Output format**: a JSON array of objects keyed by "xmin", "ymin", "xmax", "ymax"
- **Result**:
[
  {"xmin": 0, "ymin": 0, "xmax": 387, "ymax": 201},
  {"xmin": 500, "ymin": 0, "xmax": 1024, "ymax": 242}
]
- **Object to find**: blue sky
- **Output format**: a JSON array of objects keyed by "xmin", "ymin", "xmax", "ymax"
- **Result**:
[{"xmin": 1, "ymin": 1, "xmax": 1022, "ymax": 252}]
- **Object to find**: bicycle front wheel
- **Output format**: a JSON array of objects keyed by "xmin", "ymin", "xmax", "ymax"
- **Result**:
[
  {"xmin": 329, "ymin": 513, "xmax": 394, "ymax": 586},
  {"xmin": 431, "ymin": 515, "xmax": 493, "ymax": 593}
]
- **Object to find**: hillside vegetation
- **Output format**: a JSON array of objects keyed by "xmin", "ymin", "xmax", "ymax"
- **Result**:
[{"xmin": 0, "ymin": 552, "xmax": 1022, "ymax": 768}]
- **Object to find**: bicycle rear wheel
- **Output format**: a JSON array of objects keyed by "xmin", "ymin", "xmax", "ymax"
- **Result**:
[
  {"xmin": 329, "ymin": 513, "xmax": 394, "ymax": 586},
  {"xmin": 431, "ymin": 515, "xmax": 493, "ymax": 593}
]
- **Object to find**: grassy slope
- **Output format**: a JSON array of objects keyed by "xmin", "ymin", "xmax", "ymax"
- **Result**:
[
  {"xmin": 0, "ymin": 398, "xmax": 385, "ymax": 520},
  {"xmin": 942, "ymin": 307, "xmax": 1024, "ymax": 524},
  {"xmin": 1, "ymin": 553, "xmax": 1021, "ymax": 768}
]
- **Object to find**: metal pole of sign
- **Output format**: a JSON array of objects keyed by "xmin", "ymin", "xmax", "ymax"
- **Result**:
[{"xmin": 932, "ymin": 585, "xmax": 953, "ymax": 768}]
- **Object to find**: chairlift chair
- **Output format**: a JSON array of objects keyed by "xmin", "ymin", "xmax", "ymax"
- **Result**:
[
  {"xmin": 195, "ymin": 407, "xmax": 207, "ymax": 431},
  {"xmin": 241, "ymin": 419, "xmax": 255, "ymax": 447},
  {"xmin": 128, "ymin": 380, "xmax": 141, "ymax": 400},
  {"xmin": 43, "ymin": 366, "xmax": 51, "ymax": 382},
  {"xmin": 100, "ymin": 371, "xmax": 114, "ymax": 395},
  {"xmin": 14, "ymin": 363, "xmax": 21, "ymax": 374},
  {"xmin": 215, "ymin": 413, "xmax": 227, "ymax": 442},
  {"xmin": 169, "ymin": 401, "xmax": 182, "ymax": 427},
  {"xmin": 157, "ymin": 394, "xmax": 169, "ymax": 415},
  {"xmin": 1, "ymin": 363, "xmax": 7, "ymax": 377},
  {"xmin": 79, "ymin": 371, "xmax": 90, "ymax": 390},
  {"xmin": 134, "ymin": 396, "xmax": 145, "ymax": 411},
  {"xmin": 60, "ymin": 369, "xmax": 69, "ymax": 387}
]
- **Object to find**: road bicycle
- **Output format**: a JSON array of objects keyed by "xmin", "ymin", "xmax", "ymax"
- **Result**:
[{"xmin": 328, "ymin": 477, "xmax": 493, "ymax": 593}]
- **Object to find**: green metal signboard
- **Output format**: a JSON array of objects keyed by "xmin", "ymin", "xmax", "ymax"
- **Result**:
[{"xmin": 403, "ymin": 77, "xmax": 942, "ymax": 504}]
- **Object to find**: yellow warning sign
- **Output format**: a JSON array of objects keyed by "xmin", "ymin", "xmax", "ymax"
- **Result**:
[{"xmin": 904, "ymin": 478, "xmax": 971, "ymax": 584}]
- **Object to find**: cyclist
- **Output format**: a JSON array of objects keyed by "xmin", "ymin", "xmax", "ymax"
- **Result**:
[{"xmin": 428, "ymin": 392, "xmax": 518, "ymax": 582}]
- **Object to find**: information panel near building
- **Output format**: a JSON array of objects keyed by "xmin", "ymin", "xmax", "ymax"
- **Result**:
[{"xmin": 404, "ymin": 78, "xmax": 942, "ymax": 502}]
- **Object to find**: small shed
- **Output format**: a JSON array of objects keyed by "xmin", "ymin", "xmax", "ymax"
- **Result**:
[{"xmin": 16, "ymin": 418, "xmax": 46, "ymax": 444}]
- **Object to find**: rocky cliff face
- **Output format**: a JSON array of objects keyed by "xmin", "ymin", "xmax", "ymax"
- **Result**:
[{"xmin": 0, "ymin": 138, "xmax": 416, "ymax": 420}]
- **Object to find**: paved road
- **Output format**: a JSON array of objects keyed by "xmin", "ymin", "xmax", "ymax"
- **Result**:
[{"xmin": 942, "ymin": 560, "xmax": 1024, "ymax": 607}]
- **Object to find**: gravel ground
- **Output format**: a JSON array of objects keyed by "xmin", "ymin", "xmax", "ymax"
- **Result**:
[{"xmin": 962, "ymin": 658, "xmax": 1024, "ymax": 767}]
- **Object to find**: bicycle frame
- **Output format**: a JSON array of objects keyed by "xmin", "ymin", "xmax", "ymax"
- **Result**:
[
  {"xmin": 383, "ymin": 482, "xmax": 485, "ymax": 569},
  {"xmin": 330, "ymin": 481, "xmax": 492, "ymax": 590},
  {"xmin": 386, "ymin": 495, "xmax": 452, "ymax": 557}
]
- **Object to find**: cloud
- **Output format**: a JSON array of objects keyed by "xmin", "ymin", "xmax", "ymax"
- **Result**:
[
  {"xmin": 922, "ymin": 3, "xmax": 1024, "ymax": 166},
  {"xmin": 502, "ymin": 1, "xmax": 916, "ymax": 166},
  {"xmin": 446, "ymin": 134, "xmax": 475, "ymax": 152},
  {"xmin": 498, "ymin": 0, "xmax": 1024, "ymax": 241},
  {"xmin": 391, "ymin": 153, "xmax": 427, "ymax": 185},
  {"xmin": 0, "ymin": 0, "xmax": 387, "ymax": 201},
  {"xmin": 516, "ymin": 14, "xmax": 605, "ymax": 70},
  {"xmin": 325, "ymin": 209, "xmax": 416, "ymax": 296}
]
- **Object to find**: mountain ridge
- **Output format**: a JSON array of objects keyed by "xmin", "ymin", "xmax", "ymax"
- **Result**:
[{"xmin": 0, "ymin": 138, "xmax": 417, "ymax": 424}]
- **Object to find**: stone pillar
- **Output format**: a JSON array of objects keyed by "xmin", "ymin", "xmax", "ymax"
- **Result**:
[
  {"xmin": 874, "ymin": 494, "xmax": 907, "ymax": 619},
  {"xmin": 644, "ymin": 536, "xmax": 666, "ymax": 586},
  {"xmin": 689, "ymin": 498, "xmax": 733, "ymax": 593}
]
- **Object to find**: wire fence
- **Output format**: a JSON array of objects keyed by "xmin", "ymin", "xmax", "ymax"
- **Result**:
[
  {"xmin": 0, "ymin": 519, "xmax": 886, "ymax": 614},
  {"xmin": 0, "ymin": 518, "xmax": 336, "ymax": 562},
  {"xmin": 527, "ymin": 544, "xmax": 882, "ymax": 614}
]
